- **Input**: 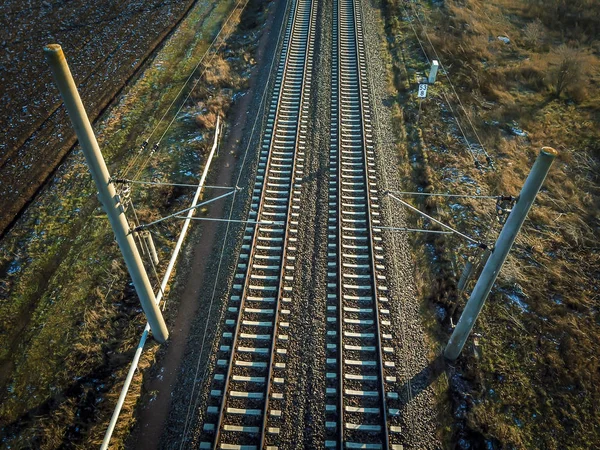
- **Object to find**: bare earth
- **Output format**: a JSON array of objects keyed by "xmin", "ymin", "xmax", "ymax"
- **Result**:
[{"xmin": 0, "ymin": 0, "xmax": 196, "ymax": 236}]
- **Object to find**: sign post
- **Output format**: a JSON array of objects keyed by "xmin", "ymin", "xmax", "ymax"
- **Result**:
[{"xmin": 417, "ymin": 83, "xmax": 428, "ymax": 122}]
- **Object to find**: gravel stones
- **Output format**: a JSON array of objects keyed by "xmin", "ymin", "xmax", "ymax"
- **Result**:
[
  {"xmin": 358, "ymin": 0, "xmax": 441, "ymax": 447},
  {"xmin": 155, "ymin": 0, "xmax": 441, "ymax": 447}
]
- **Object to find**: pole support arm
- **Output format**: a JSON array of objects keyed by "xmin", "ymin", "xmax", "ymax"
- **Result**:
[{"xmin": 44, "ymin": 44, "xmax": 169, "ymax": 343}]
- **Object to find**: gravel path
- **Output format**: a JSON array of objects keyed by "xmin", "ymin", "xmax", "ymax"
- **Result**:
[{"xmin": 360, "ymin": 0, "xmax": 441, "ymax": 447}]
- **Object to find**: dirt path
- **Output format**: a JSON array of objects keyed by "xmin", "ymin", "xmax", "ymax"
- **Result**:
[{"xmin": 127, "ymin": 2, "xmax": 288, "ymax": 448}]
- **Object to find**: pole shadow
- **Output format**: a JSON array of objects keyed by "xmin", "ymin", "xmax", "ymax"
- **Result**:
[{"xmin": 397, "ymin": 353, "xmax": 447, "ymax": 409}]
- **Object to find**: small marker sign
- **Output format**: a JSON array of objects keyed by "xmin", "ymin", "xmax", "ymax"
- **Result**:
[{"xmin": 418, "ymin": 84, "xmax": 428, "ymax": 98}]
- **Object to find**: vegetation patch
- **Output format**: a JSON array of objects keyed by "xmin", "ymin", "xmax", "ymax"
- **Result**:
[
  {"xmin": 381, "ymin": 0, "xmax": 599, "ymax": 448},
  {"xmin": 0, "ymin": 0, "xmax": 270, "ymax": 447}
]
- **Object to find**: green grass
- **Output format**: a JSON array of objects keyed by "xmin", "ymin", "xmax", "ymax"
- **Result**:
[{"xmin": 0, "ymin": 0, "xmax": 252, "ymax": 447}]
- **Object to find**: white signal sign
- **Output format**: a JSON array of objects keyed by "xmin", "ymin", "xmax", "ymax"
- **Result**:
[{"xmin": 418, "ymin": 84, "xmax": 428, "ymax": 98}]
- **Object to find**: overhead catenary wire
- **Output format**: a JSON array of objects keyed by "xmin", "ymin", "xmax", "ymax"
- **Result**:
[
  {"xmin": 102, "ymin": 110, "xmax": 224, "ymax": 450},
  {"xmin": 143, "ymin": 236, "xmax": 165, "ymax": 296},
  {"xmin": 360, "ymin": 2, "xmax": 420, "ymax": 428},
  {"xmin": 177, "ymin": 1, "xmax": 289, "ymax": 443},
  {"xmin": 133, "ymin": 188, "xmax": 238, "ymax": 232},
  {"xmin": 128, "ymin": 196, "xmax": 167, "ymax": 322},
  {"xmin": 121, "ymin": 0, "xmax": 248, "ymax": 179},
  {"xmin": 131, "ymin": 0, "xmax": 250, "ymax": 181},
  {"xmin": 379, "ymin": 226, "xmax": 453, "ymax": 234},
  {"xmin": 400, "ymin": 4, "xmax": 480, "ymax": 166},
  {"xmin": 401, "ymin": 12, "xmax": 430, "ymax": 64},
  {"xmin": 172, "ymin": 216, "xmax": 285, "ymax": 226},
  {"xmin": 405, "ymin": 1, "xmax": 494, "ymax": 166},
  {"xmin": 132, "ymin": 210, "xmax": 165, "ymax": 297},
  {"xmin": 365, "ymin": 3, "xmax": 486, "ymax": 429},
  {"xmin": 112, "ymin": 178, "xmax": 234, "ymax": 190},
  {"xmin": 386, "ymin": 190, "xmax": 500, "ymax": 200},
  {"xmin": 387, "ymin": 192, "xmax": 484, "ymax": 246},
  {"xmin": 129, "ymin": 199, "xmax": 164, "ymax": 294}
]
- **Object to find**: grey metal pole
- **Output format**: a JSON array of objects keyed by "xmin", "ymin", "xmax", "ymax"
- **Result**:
[
  {"xmin": 444, "ymin": 147, "xmax": 557, "ymax": 360},
  {"xmin": 44, "ymin": 44, "xmax": 169, "ymax": 343},
  {"xmin": 456, "ymin": 259, "xmax": 474, "ymax": 293},
  {"xmin": 144, "ymin": 231, "xmax": 160, "ymax": 266}
]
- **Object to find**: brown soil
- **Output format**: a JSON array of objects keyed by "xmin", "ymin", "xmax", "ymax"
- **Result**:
[
  {"xmin": 127, "ymin": 2, "xmax": 285, "ymax": 448},
  {"xmin": 0, "ymin": 0, "xmax": 200, "ymax": 237}
]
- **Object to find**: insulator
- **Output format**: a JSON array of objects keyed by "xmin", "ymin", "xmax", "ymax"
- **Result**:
[
  {"xmin": 495, "ymin": 194, "xmax": 515, "ymax": 225},
  {"xmin": 121, "ymin": 184, "xmax": 131, "ymax": 200}
]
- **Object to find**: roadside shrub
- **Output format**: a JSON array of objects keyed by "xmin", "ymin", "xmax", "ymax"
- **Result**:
[
  {"xmin": 195, "ymin": 111, "xmax": 218, "ymax": 129},
  {"xmin": 550, "ymin": 45, "xmax": 588, "ymax": 99},
  {"xmin": 523, "ymin": 19, "xmax": 545, "ymax": 49},
  {"xmin": 203, "ymin": 55, "xmax": 231, "ymax": 87},
  {"xmin": 194, "ymin": 93, "xmax": 230, "ymax": 130}
]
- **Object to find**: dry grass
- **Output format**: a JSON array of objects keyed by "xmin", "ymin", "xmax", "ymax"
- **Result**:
[
  {"xmin": 195, "ymin": 94, "xmax": 231, "ymax": 129},
  {"xmin": 203, "ymin": 55, "xmax": 232, "ymax": 87},
  {"xmin": 382, "ymin": 0, "xmax": 600, "ymax": 447}
]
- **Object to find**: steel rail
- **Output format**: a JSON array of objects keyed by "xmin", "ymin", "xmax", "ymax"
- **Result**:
[
  {"xmin": 259, "ymin": 0, "xmax": 316, "ymax": 447},
  {"xmin": 199, "ymin": 0, "xmax": 315, "ymax": 447},
  {"xmin": 332, "ymin": 2, "xmax": 345, "ymax": 446},
  {"xmin": 327, "ymin": 0, "xmax": 395, "ymax": 448},
  {"xmin": 213, "ymin": 0, "xmax": 301, "ymax": 444},
  {"xmin": 207, "ymin": 1, "xmax": 297, "ymax": 445},
  {"xmin": 349, "ymin": 0, "xmax": 390, "ymax": 445}
]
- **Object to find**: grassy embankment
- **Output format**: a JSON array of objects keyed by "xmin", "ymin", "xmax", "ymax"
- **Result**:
[
  {"xmin": 0, "ymin": 0, "xmax": 264, "ymax": 447},
  {"xmin": 381, "ymin": 0, "xmax": 599, "ymax": 448}
]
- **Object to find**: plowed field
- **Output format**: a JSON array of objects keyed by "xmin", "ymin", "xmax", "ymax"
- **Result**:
[{"xmin": 0, "ymin": 0, "xmax": 196, "ymax": 235}]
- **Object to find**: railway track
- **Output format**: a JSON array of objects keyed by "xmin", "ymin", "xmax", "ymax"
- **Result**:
[
  {"xmin": 324, "ymin": 0, "xmax": 403, "ymax": 448},
  {"xmin": 199, "ymin": 0, "xmax": 316, "ymax": 447}
]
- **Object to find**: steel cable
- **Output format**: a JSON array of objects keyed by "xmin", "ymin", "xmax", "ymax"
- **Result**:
[
  {"xmin": 406, "ymin": 2, "xmax": 494, "ymax": 166},
  {"xmin": 176, "ymin": 2, "xmax": 289, "ymax": 444},
  {"xmin": 121, "ymin": 0, "xmax": 248, "ymax": 179}
]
